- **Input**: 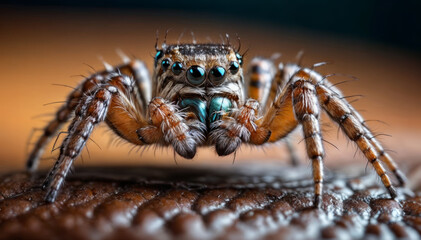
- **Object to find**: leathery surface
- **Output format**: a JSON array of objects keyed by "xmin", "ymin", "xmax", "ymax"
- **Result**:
[{"xmin": 0, "ymin": 164, "xmax": 420, "ymax": 240}]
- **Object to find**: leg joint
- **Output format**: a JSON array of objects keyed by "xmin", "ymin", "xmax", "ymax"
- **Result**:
[{"xmin": 339, "ymin": 113, "xmax": 350, "ymax": 123}]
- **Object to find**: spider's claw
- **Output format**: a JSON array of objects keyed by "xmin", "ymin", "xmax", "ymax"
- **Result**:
[
  {"xmin": 44, "ymin": 188, "xmax": 58, "ymax": 203},
  {"xmin": 174, "ymin": 143, "xmax": 197, "ymax": 159},
  {"xmin": 314, "ymin": 194, "xmax": 322, "ymax": 209},
  {"xmin": 215, "ymin": 137, "xmax": 241, "ymax": 156},
  {"xmin": 388, "ymin": 185, "xmax": 398, "ymax": 199}
]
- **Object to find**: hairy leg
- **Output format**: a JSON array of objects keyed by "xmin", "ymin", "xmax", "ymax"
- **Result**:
[
  {"xmin": 43, "ymin": 82, "xmax": 117, "ymax": 202},
  {"xmin": 246, "ymin": 57, "xmax": 277, "ymax": 110},
  {"xmin": 137, "ymin": 97, "xmax": 205, "ymax": 159},
  {"xmin": 26, "ymin": 75, "xmax": 104, "ymax": 171},
  {"xmin": 209, "ymin": 99, "xmax": 271, "ymax": 156},
  {"xmin": 316, "ymin": 83, "xmax": 397, "ymax": 198},
  {"xmin": 27, "ymin": 57, "xmax": 152, "ymax": 171},
  {"xmin": 292, "ymin": 79, "xmax": 325, "ymax": 208},
  {"xmin": 102, "ymin": 55, "xmax": 152, "ymax": 115},
  {"xmin": 285, "ymin": 66, "xmax": 405, "ymax": 186},
  {"xmin": 246, "ymin": 57, "xmax": 300, "ymax": 165}
]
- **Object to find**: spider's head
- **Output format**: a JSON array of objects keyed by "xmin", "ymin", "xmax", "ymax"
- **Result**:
[{"xmin": 153, "ymin": 43, "xmax": 243, "ymax": 87}]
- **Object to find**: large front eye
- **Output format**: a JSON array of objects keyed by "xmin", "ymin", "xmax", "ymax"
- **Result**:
[
  {"xmin": 209, "ymin": 66, "xmax": 226, "ymax": 84},
  {"xmin": 229, "ymin": 61, "xmax": 239, "ymax": 74},
  {"xmin": 171, "ymin": 62, "xmax": 183, "ymax": 75},
  {"xmin": 186, "ymin": 66, "xmax": 206, "ymax": 86}
]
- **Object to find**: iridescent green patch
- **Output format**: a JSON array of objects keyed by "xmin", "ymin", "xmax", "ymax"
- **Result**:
[
  {"xmin": 178, "ymin": 98, "xmax": 207, "ymax": 123},
  {"xmin": 208, "ymin": 97, "xmax": 232, "ymax": 123}
]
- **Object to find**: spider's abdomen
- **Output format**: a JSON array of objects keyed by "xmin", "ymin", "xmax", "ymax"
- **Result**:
[{"xmin": 178, "ymin": 97, "xmax": 232, "ymax": 125}]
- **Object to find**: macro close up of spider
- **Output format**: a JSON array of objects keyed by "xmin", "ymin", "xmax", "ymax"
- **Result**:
[{"xmin": 25, "ymin": 35, "xmax": 408, "ymax": 209}]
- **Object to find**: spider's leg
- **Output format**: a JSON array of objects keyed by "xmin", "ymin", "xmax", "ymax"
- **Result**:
[
  {"xmin": 285, "ymin": 138, "xmax": 300, "ymax": 166},
  {"xmin": 291, "ymin": 79, "xmax": 325, "ymax": 208},
  {"xmin": 42, "ymin": 72, "xmax": 156, "ymax": 202},
  {"xmin": 247, "ymin": 57, "xmax": 277, "ymax": 111},
  {"xmin": 42, "ymin": 82, "xmax": 117, "ymax": 202},
  {"xmin": 349, "ymin": 105, "xmax": 407, "ymax": 186},
  {"xmin": 246, "ymin": 57, "xmax": 300, "ymax": 165},
  {"xmin": 247, "ymin": 76, "xmax": 324, "ymax": 207},
  {"xmin": 27, "ymin": 59, "xmax": 151, "ymax": 171},
  {"xmin": 26, "ymin": 75, "xmax": 104, "ymax": 171},
  {"xmin": 316, "ymin": 83, "xmax": 398, "ymax": 198},
  {"xmin": 260, "ymin": 86, "xmax": 299, "ymax": 142},
  {"xmin": 109, "ymin": 58, "xmax": 152, "ymax": 115}
]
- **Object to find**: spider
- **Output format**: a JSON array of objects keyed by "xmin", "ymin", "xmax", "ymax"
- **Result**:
[{"xmin": 26, "ymin": 36, "xmax": 407, "ymax": 208}]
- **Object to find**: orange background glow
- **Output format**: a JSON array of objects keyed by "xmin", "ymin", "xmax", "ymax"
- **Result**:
[{"xmin": 1, "ymin": 6, "xmax": 420, "ymax": 172}]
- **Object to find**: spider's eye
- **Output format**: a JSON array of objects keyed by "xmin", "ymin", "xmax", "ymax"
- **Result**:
[
  {"xmin": 161, "ymin": 59, "xmax": 170, "ymax": 71},
  {"xmin": 171, "ymin": 62, "xmax": 183, "ymax": 75},
  {"xmin": 209, "ymin": 66, "xmax": 226, "ymax": 84},
  {"xmin": 154, "ymin": 50, "xmax": 164, "ymax": 67},
  {"xmin": 235, "ymin": 53, "xmax": 243, "ymax": 66},
  {"xmin": 229, "ymin": 61, "xmax": 239, "ymax": 74},
  {"xmin": 186, "ymin": 66, "xmax": 206, "ymax": 86}
]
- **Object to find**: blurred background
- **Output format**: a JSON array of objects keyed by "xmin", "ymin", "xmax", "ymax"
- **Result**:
[{"xmin": 1, "ymin": 1, "xmax": 420, "ymax": 172}]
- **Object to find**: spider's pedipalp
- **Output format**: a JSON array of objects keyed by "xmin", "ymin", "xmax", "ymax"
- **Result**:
[
  {"xmin": 210, "ymin": 98, "xmax": 270, "ymax": 156},
  {"xmin": 137, "ymin": 97, "xmax": 204, "ymax": 159}
]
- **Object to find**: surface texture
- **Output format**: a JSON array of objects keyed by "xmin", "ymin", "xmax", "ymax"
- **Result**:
[{"xmin": 0, "ymin": 164, "xmax": 420, "ymax": 240}]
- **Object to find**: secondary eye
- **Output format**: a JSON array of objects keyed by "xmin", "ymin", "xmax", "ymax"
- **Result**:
[
  {"xmin": 186, "ymin": 66, "xmax": 206, "ymax": 86},
  {"xmin": 209, "ymin": 66, "xmax": 226, "ymax": 84},
  {"xmin": 161, "ymin": 59, "xmax": 170, "ymax": 71},
  {"xmin": 229, "ymin": 61, "xmax": 239, "ymax": 74},
  {"xmin": 171, "ymin": 62, "xmax": 183, "ymax": 75},
  {"xmin": 235, "ymin": 53, "xmax": 243, "ymax": 66},
  {"xmin": 154, "ymin": 50, "xmax": 163, "ymax": 67}
]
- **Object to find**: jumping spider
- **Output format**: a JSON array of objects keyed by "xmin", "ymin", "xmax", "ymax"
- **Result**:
[{"xmin": 27, "ymin": 37, "xmax": 406, "ymax": 208}]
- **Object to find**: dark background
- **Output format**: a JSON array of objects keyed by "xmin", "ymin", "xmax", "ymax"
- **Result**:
[{"xmin": 3, "ymin": 0, "xmax": 421, "ymax": 52}]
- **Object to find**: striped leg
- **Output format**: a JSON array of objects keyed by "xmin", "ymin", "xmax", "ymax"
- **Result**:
[
  {"xmin": 137, "ymin": 97, "xmax": 205, "ymax": 159},
  {"xmin": 247, "ymin": 57, "xmax": 300, "ymax": 165},
  {"xmin": 316, "ymin": 84, "xmax": 397, "ymax": 199},
  {"xmin": 27, "ymin": 55, "xmax": 151, "ymax": 172},
  {"xmin": 247, "ymin": 57, "xmax": 277, "ymax": 111},
  {"xmin": 288, "ymin": 66, "xmax": 405, "ymax": 187},
  {"xmin": 26, "ymin": 75, "xmax": 104, "ymax": 171},
  {"xmin": 102, "ymin": 55, "xmax": 152, "ymax": 115},
  {"xmin": 349, "ymin": 106, "xmax": 407, "ymax": 186},
  {"xmin": 43, "ymin": 83, "xmax": 117, "ymax": 202},
  {"xmin": 292, "ymin": 80, "xmax": 325, "ymax": 208}
]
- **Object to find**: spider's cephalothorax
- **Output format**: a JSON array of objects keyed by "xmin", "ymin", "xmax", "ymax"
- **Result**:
[
  {"xmin": 146, "ymin": 43, "xmax": 248, "ymax": 158},
  {"xmin": 27, "ymin": 40, "xmax": 407, "ymax": 208}
]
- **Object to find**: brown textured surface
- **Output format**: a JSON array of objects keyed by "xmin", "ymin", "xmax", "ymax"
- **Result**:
[{"xmin": 1, "ymin": 164, "xmax": 420, "ymax": 240}]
